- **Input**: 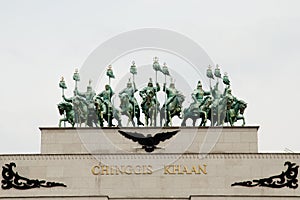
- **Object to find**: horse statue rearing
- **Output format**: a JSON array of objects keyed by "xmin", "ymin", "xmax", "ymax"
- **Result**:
[{"xmin": 57, "ymin": 102, "xmax": 75, "ymax": 127}]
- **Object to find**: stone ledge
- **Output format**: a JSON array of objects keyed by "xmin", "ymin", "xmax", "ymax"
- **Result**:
[
  {"xmin": 0, "ymin": 153, "xmax": 298, "ymax": 161},
  {"xmin": 39, "ymin": 126, "xmax": 260, "ymax": 131}
]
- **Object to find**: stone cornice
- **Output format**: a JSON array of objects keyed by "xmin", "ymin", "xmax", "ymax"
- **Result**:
[
  {"xmin": 39, "ymin": 126, "xmax": 260, "ymax": 131},
  {"xmin": 0, "ymin": 153, "xmax": 298, "ymax": 161}
]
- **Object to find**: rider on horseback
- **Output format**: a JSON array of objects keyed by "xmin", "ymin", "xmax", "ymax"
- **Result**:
[
  {"xmin": 188, "ymin": 81, "xmax": 210, "ymax": 112},
  {"xmin": 119, "ymin": 79, "xmax": 144, "ymax": 126},
  {"xmin": 139, "ymin": 78, "xmax": 160, "ymax": 113},
  {"xmin": 62, "ymin": 90, "xmax": 88, "ymax": 125},
  {"xmin": 163, "ymin": 81, "xmax": 184, "ymax": 116},
  {"xmin": 96, "ymin": 84, "xmax": 114, "ymax": 114},
  {"xmin": 223, "ymin": 86, "xmax": 236, "ymax": 109},
  {"xmin": 75, "ymin": 80, "xmax": 96, "ymax": 104},
  {"xmin": 75, "ymin": 80, "xmax": 98, "ymax": 127},
  {"xmin": 193, "ymin": 81, "xmax": 210, "ymax": 104}
]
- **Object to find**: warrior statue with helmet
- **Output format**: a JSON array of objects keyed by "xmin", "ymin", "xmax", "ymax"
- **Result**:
[
  {"xmin": 94, "ymin": 65, "xmax": 122, "ymax": 127},
  {"xmin": 59, "ymin": 71, "xmax": 88, "ymax": 128},
  {"xmin": 160, "ymin": 78, "xmax": 185, "ymax": 126},
  {"xmin": 75, "ymin": 80, "xmax": 98, "ymax": 127},
  {"xmin": 139, "ymin": 78, "xmax": 160, "ymax": 126},
  {"xmin": 181, "ymin": 80, "xmax": 211, "ymax": 126},
  {"xmin": 95, "ymin": 84, "xmax": 115, "ymax": 127},
  {"xmin": 119, "ymin": 78, "xmax": 144, "ymax": 126}
]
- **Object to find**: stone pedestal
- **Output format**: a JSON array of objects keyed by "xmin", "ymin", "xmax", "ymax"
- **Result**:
[
  {"xmin": 1, "ymin": 126, "xmax": 299, "ymax": 199},
  {"xmin": 40, "ymin": 127, "xmax": 259, "ymax": 154}
]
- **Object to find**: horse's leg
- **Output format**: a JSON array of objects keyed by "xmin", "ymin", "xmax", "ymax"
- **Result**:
[
  {"xmin": 236, "ymin": 116, "xmax": 245, "ymax": 126},
  {"xmin": 145, "ymin": 115, "xmax": 148, "ymax": 127},
  {"xmin": 181, "ymin": 116, "xmax": 187, "ymax": 126},
  {"xmin": 160, "ymin": 111, "xmax": 164, "ymax": 127},
  {"xmin": 200, "ymin": 112, "xmax": 207, "ymax": 127},
  {"xmin": 127, "ymin": 118, "xmax": 131, "ymax": 127},
  {"xmin": 168, "ymin": 110, "xmax": 173, "ymax": 127},
  {"xmin": 94, "ymin": 117, "xmax": 99, "ymax": 127},
  {"xmin": 59, "ymin": 119, "xmax": 64, "ymax": 127},
  {"xmin": 192, "ymin": 118, "xmax": 196, "ymax": 126},
  {"xmin": 67, "ymin": 117, "xmax": 74, "ymax": 127},
  {"xmin": 132, "ymin": 116, "xmax": 136, "ymax": 127},
  {"xmin": 130, "ymin": 111, "xmax": 135, "ymax": 127},
  {"xmin": 203, "ymin": 112, "xmax": 207, "ymax": 126},
  {"xmin": 169, "ymin": 111, "xmax": 172, "ymax": 127},
  {"xmin": 99, "ymin": 113, "xmax": 104, "ymax": 127},
  {"xmin": 151, "ymin": 110, "xmax": 155, "ymax": 127},
  {"xmin": 228, "ymin": 113, "xmax": 234, "ymax": 126},
  {"xmin": 164, "ymin": 111, "xmax": 169, "ymax": 127},
  {"xmin": 136, "ymin": 110, "xmax": 144, "ymax": 126}
]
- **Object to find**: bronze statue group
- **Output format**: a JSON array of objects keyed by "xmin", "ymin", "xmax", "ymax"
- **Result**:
[{"xmin": 58, "ymin": 59, "xmax": 247, "ymax": 128}]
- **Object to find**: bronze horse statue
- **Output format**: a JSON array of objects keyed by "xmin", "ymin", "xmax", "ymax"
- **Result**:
[
  {"xmin": 57, "ymin": 102, "xmax": 75, "ymax": 127},
  {"xmin": 119, "ymin": 93, "xmax": 136, "ymax": 126},
  {"xmin": 141, "ymin": 91, "xmax": 160, "ymax": 126},
  {"xmin": 160, "ymin": 93, "xmax": 185, "ymax": 127},
  {"xmin": 94, "ymin": 97, "xmax": 122, "ymax": 127},
  {"xmin": 181, "ymin": 96, "xmax": 212, "ymax": 126},
  {"xmin": 224, "ymin": 99, "xmax": 247, "ymax": 126}
]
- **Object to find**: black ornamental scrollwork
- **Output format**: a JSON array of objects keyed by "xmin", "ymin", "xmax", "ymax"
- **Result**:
[
  {"xmin": 231, "ymin": 161, "xmax": 299, "ymax": 189},
  {"xmin": 1, "ymin": 162, "xmax": 67, "ymax": 190}
]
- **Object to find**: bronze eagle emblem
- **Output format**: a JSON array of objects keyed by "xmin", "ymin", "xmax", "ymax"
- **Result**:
[{"xmin": 118, "ymin": 130, "xmax": 180, "ymax": 152}]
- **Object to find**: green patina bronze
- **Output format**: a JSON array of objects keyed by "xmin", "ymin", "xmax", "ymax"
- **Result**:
[
  {"xmin": 57, "ymin": 63, "xmax": 247, "ymax": 127},
  {"xmin": 119, "ymin": 79, "xmax": 143, "ymax": 127},
  {"xmin": 95, "ymin": 84, "xmax": 122, "ymax": 127},
  {"xmin": 181, "ymin": 81, "xmax": 211, "ymax": 127},
  {"xmin": 160, "ymin": 81, "xmax": 185, "ymax": 127},
  {"xmin": 139, "ymin": 78, "xmax": 160, "ymax": 126},
  {"xmin": 57, "ymin": 102, "xmax": 75, "ymax": 127}
]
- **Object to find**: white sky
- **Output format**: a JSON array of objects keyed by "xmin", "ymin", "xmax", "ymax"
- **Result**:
[{"xmin": 0, "ymin": 0, "xmax": 300, "ymax": 153}]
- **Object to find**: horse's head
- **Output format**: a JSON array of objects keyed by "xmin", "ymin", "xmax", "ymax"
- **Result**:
[
  {"xmin": 57, "ymin": 102, "xmax": 72, "ymax": 115},
  {"xmin": 176, "ymin": 93, "xmax": 185, "ymax": 104},
  {"xmin": 120, "ymin": 93, "xmax": 129, "ymax": 101},
  {"xmin": 238, "ymin": 100, "xmax": 247, "ymax": 114},
  {"xmin": 205, "ymin": 96, "xmax": 213, "ymax": 106},
  {"xmin": 73, "ymin": 96, "xmax": 83, "ymax": 106},
  {"xmin": 119, "ymin": 93, "xmax": 130, "ymax": 108},
  {"xmin": 145, "ymin": 90, "xmax": 154, "ymax": 101},
  {"xmin": 57, "ymin": 102, "xmax": 65, "ymax": 115},
  {"xmin": 94, "ymin": 97, "xmax": 102, "ymax": 109}
]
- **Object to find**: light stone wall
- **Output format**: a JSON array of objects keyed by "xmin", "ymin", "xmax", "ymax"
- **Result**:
[
  {"xmin": 40, "ymin": 127, "xmax": 258, "ymax": 154},
  {"xmin": 2, "ymin": 127, "xmax": 296, "ymax": 199},
  {"xmin": 0, "ymin": 153, "xmax": 299, "ymax": 199}
]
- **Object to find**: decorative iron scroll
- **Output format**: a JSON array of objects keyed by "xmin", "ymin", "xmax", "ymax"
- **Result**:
[
  {"xmin": 1, "ymin": 162, "xmax": 67, "ymax": 190},
  {"xmin": 231, "ymin": 161, "xmax": 299, "ymax": 189}
]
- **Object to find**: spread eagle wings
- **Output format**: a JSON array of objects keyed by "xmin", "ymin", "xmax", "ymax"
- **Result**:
[{"xmin": 118, "ymin": 130, "xmax": 180, "ymax": 146}]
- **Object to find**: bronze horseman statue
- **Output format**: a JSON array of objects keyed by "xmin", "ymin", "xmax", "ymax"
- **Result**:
[
  {"xmin": 58, "ymin": 62, "xmax": 247, "ymax": 127},
  {"xmin": 160, "ymin": 80, "xmax": 185, "ymax": 127},
  {"xmin": 139, "ymin": 78, "xmax": 160, "ymax": 126},
  {"xmin": 119, "ymin": 79, "xmax": 144, "ymax": 127}
]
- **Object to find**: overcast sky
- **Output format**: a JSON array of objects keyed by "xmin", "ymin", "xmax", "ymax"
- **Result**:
[{"xmin": 0, "ymin": 0, "xmax": 299, "ymax": 154}]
